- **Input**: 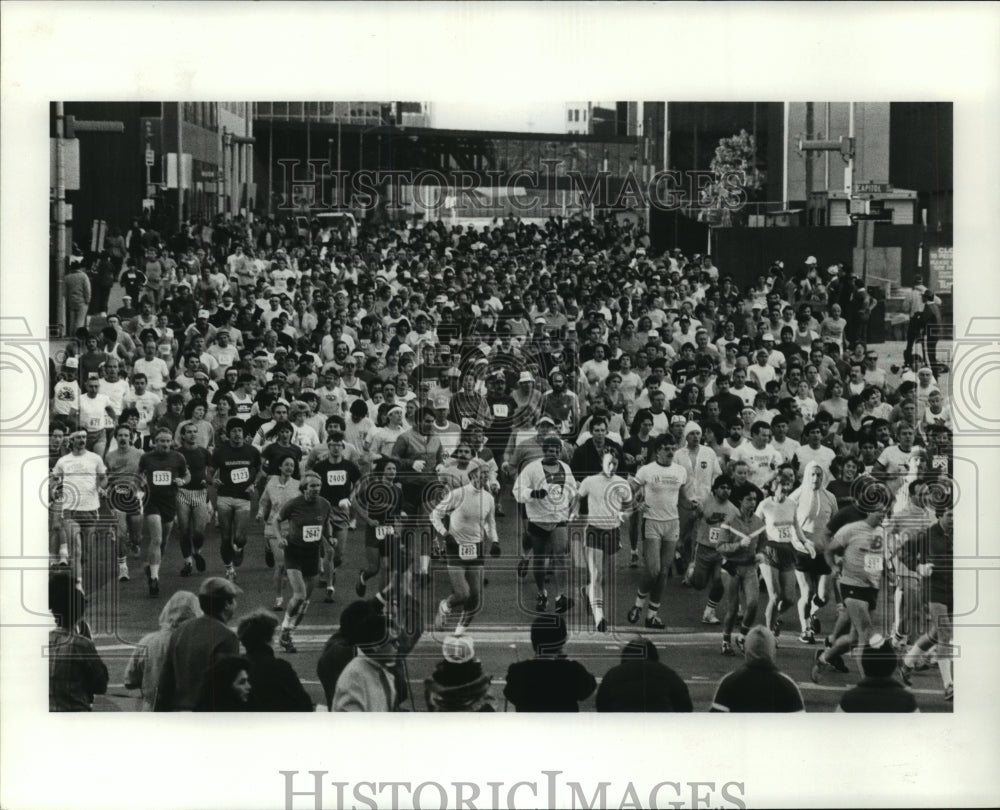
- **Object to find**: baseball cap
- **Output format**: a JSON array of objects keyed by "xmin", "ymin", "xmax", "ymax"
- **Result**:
[
  {"xmin": 805, "ymin": 256, "xmax": 817, "ymax": 265},
  {"xmin": 534, "ymin": 316, "xmax": 547, "ymax": 324},
  {"xmin": 433, "ymin": 396, "xmax": 449, "ymax": 410},
  {"xmin": 197, "ymin": 309, "xmax": 210, "ymax": 319},
  {"xmin": 64, "ymin": 357, "xmax": 79, "ymax": 369},
  {"xmin": 762, "ymin": 333, "xmax": 775, "ymax": 342},
  {"xmin": 518, "ymin": 371, "xmax": 534, "ymax": 384},
  {"xmin": 647, "ymin": 330, "xmax": 660, "ymax": 340},
  {"xmin": 198, "ymin": 576, "xmax": 242, "ymax": 598},
  {"xmin": 398, "ymin": 345, "xmax": 414, "ymax": 355},
  {"xmin": 670, "ymin": 415, "xmax": 688, "ymax": 426},
  {"xmin": 536, "ymin": 415, "xmax": 556, "ymax": 426}
]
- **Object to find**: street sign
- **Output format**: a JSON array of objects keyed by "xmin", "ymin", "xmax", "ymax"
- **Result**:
[
  {"xmin": 145, "ymin": 148, "xmax": 155, "ymax": 167},
  {"xmin": 854, "ymin": 181, "xmax": 892, "ymax": 194},
  {"xmin": 50, "ymin": 138, "xmax": 81, "ymax": 190}
]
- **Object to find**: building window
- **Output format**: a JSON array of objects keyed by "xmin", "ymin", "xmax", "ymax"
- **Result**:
[
  {"xmin": 583, "ymin": 110, "xmax": 587, "ymax": 121},
  {"xmin": 568, "ymin": 109, "xmax": 573, "ymax": 122},
  {"xmin": 574, "ymin": 110, "xmax": 580, "ymax": 122}
]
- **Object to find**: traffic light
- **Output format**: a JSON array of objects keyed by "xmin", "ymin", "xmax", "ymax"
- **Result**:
[{"xmin": 64, "ymin": 115, "xmax": 125, "ymax": 138}]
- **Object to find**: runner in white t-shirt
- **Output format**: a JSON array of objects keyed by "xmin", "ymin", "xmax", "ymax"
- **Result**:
[
  {"xmin": 729, "ymin": 421, "xmax": 782, "ymax": 490},
  {"xmin": 570, "ymin": 451, "xmax": 633, "ymax": 632},
  {"xmin": 629, "ymin": 436, "xmax": 697, "ymax": 629},
  {"xmin": 51, "ymin": 429, "xmax": 108, "ymax": 592}
]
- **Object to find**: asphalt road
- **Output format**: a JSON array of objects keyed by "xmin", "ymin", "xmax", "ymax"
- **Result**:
[{"xmin": 80, "ymin": 495, "xmax": 953, "ymax": 713}]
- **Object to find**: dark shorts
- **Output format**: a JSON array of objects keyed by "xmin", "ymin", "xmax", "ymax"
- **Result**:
[
  {"xmin": 794, "ymin": 550, "xmax": 832, "ymax": 576},
  {"xmin": 284, "ymin": 543, "xmax": 321, "ymax": 578},
  {"xmin": 144, "ymin": 495, "xmax": 177, "ymax": 523},
  {"xmin": 365, "ymin": 523, "xmax": 399, "ymax": 555},
  {"xmin": 526, "ymin": 521, "xmax": 569, "ymax": 556},
  {"xmin": 584, "ymin": 526, "xmax": 621, "ymax": 554},
  {"xmin": 760, "ymin": 542, "xmax": 796, "ymax": 572},
  {"xmin": 108, "ymin": 482, "xmax": 143, "ymax": 516},
  {"xmin": 688, "ymin": 542, "xmax": 723, "ymax": 588},
  {"xmin": 841, "ymin": 583, "xmax": 879, "ymax": 612},
  {"xmin": 445, "ymin": 534, "xmax": 485, "ymax": 567}
]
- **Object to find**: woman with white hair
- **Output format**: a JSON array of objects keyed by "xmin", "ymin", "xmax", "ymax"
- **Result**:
[
  {"xmin": 789, "ymin": 461, "xmax": 838, "ymax": 644},
  {"xmin": 124, "ymin": 591, "xmax": 202, "ymax": 710}
]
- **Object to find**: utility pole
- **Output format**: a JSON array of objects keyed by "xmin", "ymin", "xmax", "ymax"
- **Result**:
[
  {"xmin": 55, "ymin": 102, "xmax": 67, "ymax": 331},
  {"xmin": 53, "ymin": 106, "xmax": 124, "ymax": 333}
]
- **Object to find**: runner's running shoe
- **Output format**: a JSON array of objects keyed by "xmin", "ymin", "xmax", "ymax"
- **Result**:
[
  {"xmin": 225, "ymin": 565, "xmax": 237, "ymax": 583},
  {"xmin": 944, "ymin": 684, "xmax": 953, "ymax": 701},
  {"xmin": 434, "ymin": 598, "xmax": 451, "ymax": 630},
  {"xmin": 627, "ymin": 605, "xmax": 641, "ymax": 624},
  {"xmin": 810, "ymin": 650, "xmax": 829, "ymax": 683},
  {"xmin": 149, "ymin": 578, "xmax": 160, "ymax": 598},
  {"xmin": 279, "ymin": 629, "xmax": 296, "ymax": 653},
  {"xmin": 554, "ymin": 595, "xmax": 572, "ymax": 614},
  {"xmin": 535, "ymin": 594, "xmax": 548, "ymax": 613},
  {"xmin": 179, "ymin": 561, "xmax": 193, "ymax": 577},
  {"xmin": 721, "ymin": 640, "xmax": 735, "ymax": 656},
  {"xmin": 272, "ymin": 597, "xmax": 284, "ymax": 611},
  {"xmin": 516, "ymin": 556, "xmax": 530, "ymax": 579},
  {"xmin": 356, "ymin": 571, "xmax": 368, "ymax": 597},
  {"xmin": 324, "ymin": 586, "xmax": 335, "ymax": 604},
  {"xmin": 645, "ymin": 615, "xmax": 665, "ymax": 629},
  {"xmin": 596, "ymin": 618, "xmax": 607, "ymax": 633},
  {"xmin": 899, "ymin": 662, "xmax": 914, "ymax": 686},
  {"xmin": 702, "ymin": 607, "xmax": 721, "ymax": 625},
  {"xmin": 117, "ymin": 562, "xmax": 130, "ymax": 582},
  {"xmin": 799, "ymin": 629, "xmax": 815, "ymax": 644},
  {"xmin": 629, "ymin": 551, "xmax": 640, "ymax": 568}
]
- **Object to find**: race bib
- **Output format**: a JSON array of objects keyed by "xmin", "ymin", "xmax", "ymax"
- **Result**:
[
  {"xmin": 560, "ymin": 419, "xmax": 571, "ymax": 435},
  {"xmin": 375, "ymin": 525, "xmax": 394, "ymax": 540},
  {"xmin": 708, "ymin": 527, "xmax": 722, "ymax": 545},
  {"xmin": 326, "ymin": 469, "xmax": 347, "ymax": 487},
  {"xmin": 932, "ymin": 455, "xmax": 948, "ymax": 470},
  {"xmin": 302, "ymin": 525, "xmax": 322, "ymax": 543},
  {"xmin": 88, "ymin": 416, "xmax": 104, "ymax": 430},
  {"xmin": 864, "ymin": 553, "xmax": 883, "ymax": 574},
  {"xmin": 236, "ymin": 402, "xmax": 252, "ymax": 414},
  {"xmin": 492, "ymin": 403, "xmax": 509, "ymax": 418},
  {"xmin": 230, "ymin": 467, "xmax": 250, "ymax": 484},
  {"xmin": 152, "ymin": 470, "xmax": 172, "ymax": 487},
  {"xmin": 458, "ymin": 542, "xmax": 477, "ymax": 560},
  {"xmin": 776, "ymin": 525, "xmax": 793, "ymax": 542},
  {"xmin": 548, "ymin": 484, "xmax": 563, "ymax": 500},
  {"xmin": 359, "ymin": 339, "xmax": 371, "ymax": 350}
]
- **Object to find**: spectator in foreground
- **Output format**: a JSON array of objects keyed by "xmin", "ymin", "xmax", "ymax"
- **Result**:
[
  {"xmin": 155, "ymin": 577, "xmax": 241, "ymax": 711},
  {"xmin": 424, "ymin": 634, "xmax": 495, "ymax": 712},
  {"xmin": 503, "ymin": 616, "xmax": 596, "ymax": 712},
  {"xmin": 332, "ymin": 610, "xmax": 398, "ymax": 712},
  {"xmin": 48, "ymin": 571, "xmax": 108, "ymax": 711},
  {"xmin": 193, "ymin": 655, "xmax": 254, "ymax": 712},
  {"xmin": 709, "ymin": 626, "xmax": 804, "ymax": 712},
  {"xmin": 595, "ymin": 638, "xmax": 693, "ymax": 712},
  {"xmin": 124, "ymin": 590, "xmax": 201, "ymax": 711},
  {"xmin": 237, "ymin": 609, "xmax": 313, "ymax": 711},
  {"xmin": 838, "ymin": 635, "xmax": 918, "ymax": 713}
]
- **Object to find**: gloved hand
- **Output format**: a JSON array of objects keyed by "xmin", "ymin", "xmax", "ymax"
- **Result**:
[
  {"xmin": 530, "ymin": 488, "xmax": 548, "ymax": 499},
  {"xmin": 490, "ymin": 542, "xmax": 501, "ymax": 557}
]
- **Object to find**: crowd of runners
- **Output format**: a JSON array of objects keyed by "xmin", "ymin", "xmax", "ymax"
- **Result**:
[{"xmin": 47, "ymin": 209, "xmax": 954, "ymax": 711}]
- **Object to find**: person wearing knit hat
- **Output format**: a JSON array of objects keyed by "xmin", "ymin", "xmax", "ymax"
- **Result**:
[
  {"xmin": 424, "ymin": 634, "xmax": 494, "ymax": 712},
  {"xmin": 709, "ymin": 626, "xmax": 804, "ymax": 712},
  {"xmin": 837, "ymin": 634, "xmax": 918, "ymax": 712},
  {"xmin": 503, "ymin": 616, "xmax": 596, "ymax": 712}
]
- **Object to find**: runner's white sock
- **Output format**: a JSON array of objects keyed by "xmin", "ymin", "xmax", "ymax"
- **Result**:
[
  {"xmin": 634, "ymin": 591, "xmax": 648, "ymax": 609},
  {"xmin": 149, "ymin": 564, "xmax": 160, "ymax": 579}
]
